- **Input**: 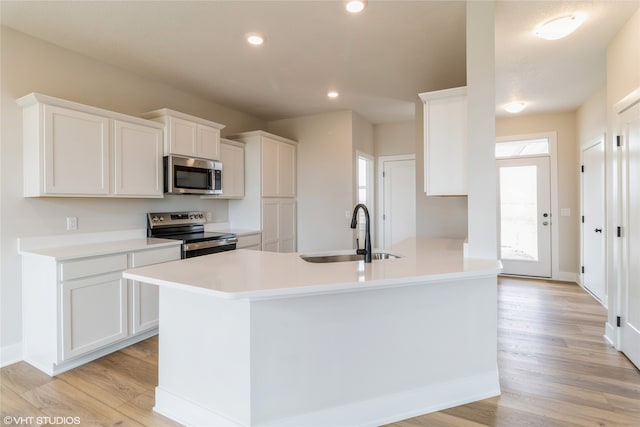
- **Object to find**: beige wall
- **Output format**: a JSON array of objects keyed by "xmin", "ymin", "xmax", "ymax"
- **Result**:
[
  {"xmin": 496, "ymin": 112, "xmax": 580, "ymax": 275},
  {"xmin": 268, "ymin": 111, "xmax": 356, "ymax": 252},
  {"xmin": 577, "ymin": 86, "xmax": 607, "ymax": 146},
  {"xmin": 0, "ymin": 27, "xmax": 267, "ymax": 353},
  {"xmin": 606, "ymin": 9, "xmax": 640, "ymax": 111},
  {"xmin": 374, "ymin": 120, "xmax": 415, "ymax": 157}
]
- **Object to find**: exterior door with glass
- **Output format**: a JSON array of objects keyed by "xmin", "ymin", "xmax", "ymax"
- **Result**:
[{"xmin": 497, "ymin": 156, "xmax": 551, "ymax": 277}]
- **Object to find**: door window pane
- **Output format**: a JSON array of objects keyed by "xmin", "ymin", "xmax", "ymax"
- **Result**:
[
  {"xmin": 500, "ymin": 165, "xmax": 538, "ymax": 261},
  {"xmin": 496, "ymin": 138, "xmax": 549, "ymax": 158}
]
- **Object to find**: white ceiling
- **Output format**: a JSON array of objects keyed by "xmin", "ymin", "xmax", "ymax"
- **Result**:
[{"xmin": 1, "ymin": 1, "xmax": 638, "ymax": 124}]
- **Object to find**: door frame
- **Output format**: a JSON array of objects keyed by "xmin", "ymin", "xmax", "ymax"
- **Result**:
[
  {"xmin": 607, "ymin": 87, "xmax": 640, "ymax": 349},
  {"xmin": 496, "ymin": 132, "xmax": 560, "ymax": 280},
  {"xmin": 496, "ymin": 155, "xmax": 552, "ymax": 277},
  {"xmin": 580, "ymin": 134, "xmax": 607, "ymax": 305},
  {"xmin": 377, "ymin": 154, "xmax": 415, "ymax": 248}
]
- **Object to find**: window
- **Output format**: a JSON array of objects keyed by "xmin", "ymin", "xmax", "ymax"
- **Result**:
[
  {"xmin": 356, "ymin": 153, "xmax": 374, "ymax": 243},
  {"xmin": 495, "ymin": 138, "xmax": 549, "ymax": 158}
]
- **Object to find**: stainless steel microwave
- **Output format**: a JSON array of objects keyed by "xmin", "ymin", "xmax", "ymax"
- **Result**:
[{"xmin": 164, "ymin": 155, "xmax": 222, "ymax": 195}]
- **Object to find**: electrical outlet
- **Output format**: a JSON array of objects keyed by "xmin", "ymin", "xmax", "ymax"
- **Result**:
[
  {"xmin": 206, "ymin": 211, "xmax": 213, "ymax": 222},
  {"xmin": 66, "ymin": 217, "xmax": 78, "ymax": 231}
]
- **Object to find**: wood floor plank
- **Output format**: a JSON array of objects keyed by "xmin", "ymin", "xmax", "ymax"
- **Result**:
[{"xmin": 21, "ymin": 379, "xmax": 143, "ymax": 427}]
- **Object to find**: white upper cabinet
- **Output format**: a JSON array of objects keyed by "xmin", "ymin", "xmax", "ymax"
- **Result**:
[
  {"xmin": 142, "ymin": 109, "xmax": 225, "ymax": 160},
  {"xmin": 227, "ymin": 131, "xmax": 297, "ymax": 252},
  {"xmin": 261, "ymin": 136, "xmax": 296, "ymax": 197},
  {"xmin": 40, "ymin": 105, "xmax": 110, "ymax": 196},
  {"xmin": 219, "ymin": 139, "xmax": 245, "ymax": 199},
  {"xmin": 18, "ymin": 93, "xmax": 164, "ymax": 198},
  {"xmin": 113, "ymin": 120, "xmax": 163, "ymax": 197},
  {"xmin": 419, "ymin": 86, "xmax": 467, "ymax": 196}
]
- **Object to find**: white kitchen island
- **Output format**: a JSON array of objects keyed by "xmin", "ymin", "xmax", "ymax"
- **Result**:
[{"xmin": 123, "ymin": 238, "xmax": 501, "ymax": 427}]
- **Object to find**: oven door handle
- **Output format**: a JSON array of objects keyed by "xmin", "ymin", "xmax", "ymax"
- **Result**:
[{"xmin": 183, "ymin": 238, "xmax": 238, "ymax": 252}]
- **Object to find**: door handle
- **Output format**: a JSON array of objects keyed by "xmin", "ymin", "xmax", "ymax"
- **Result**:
[
  {"xmin": 542, "ymin": 221, "xmax": 549, "ymax": 226},
  {"xmin": 595, "ymin": 228, "xmax": 602, "ymax": 233}
]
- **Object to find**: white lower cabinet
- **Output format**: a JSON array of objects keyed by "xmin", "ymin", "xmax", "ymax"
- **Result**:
[
  {"xmin": 262, "ymin": 199, "xmax": 296, "ymax": 252},
  {"xmin": 236, "ymin": 232, "xmax": 262, "ymax": 251},
  {"xmin": 129, "ymin": 246, "xmax": 181, "ymax": 334},
  {"xmin": 61, "ymin": 273, "xmax": 128, "ymax": 359},
  {"xmin": 21, "ymin": 243, "xmax": 180, "ymax": 376}
]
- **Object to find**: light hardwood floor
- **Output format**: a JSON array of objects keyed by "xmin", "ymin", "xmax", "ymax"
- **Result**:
[{"xmin": 1, "ymin": 277, "xmax": 639, "ymax": 426}]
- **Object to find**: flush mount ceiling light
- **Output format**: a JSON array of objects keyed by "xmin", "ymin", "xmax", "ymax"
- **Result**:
[
  {"xmin": 503, "ymin": 101, "xmax": 527, "ymax": 114},
  {"xmin": 327, "ymin": 91, "xmax": 340, "ymax": 99},
  {"xmin": 246, "ymin": 33, "xmax": 265, "ymax": 46},
  {"xmin": 345, "ymin": 0, "xmax": 367, "ymax": 14},
  {"xmin": 534, "ymin": 13, "xmax": 586, "ymax": 40}
]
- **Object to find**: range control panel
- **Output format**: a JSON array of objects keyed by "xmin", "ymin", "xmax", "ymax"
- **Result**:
[{"xmin": 148, "ymin": 211, "xmax": 206, "ymax": 228}]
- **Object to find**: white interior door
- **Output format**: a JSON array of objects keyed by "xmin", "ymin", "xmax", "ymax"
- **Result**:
[
  {"xmin": 380, "ymin": 157, "xmax": 415, "ymax": 248},
  {"xmin": 497, "ymin": 156, "xmax": 551, "ymax": 277},
  {"xmin": 620, "ymin": 99, "xmax": 640, "ymax": 369},
  {"xmin": 581, "ymin": 139, "xmax": 606, "ymax": 303}
]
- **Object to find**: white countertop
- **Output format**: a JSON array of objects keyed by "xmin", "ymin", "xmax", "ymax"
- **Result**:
[
  {"xmin": 123, "ymin": 238, "xmax": 502, "ymax": 300},
  {"xmin": 18, "ymin": 237, "xmax": 181, "ymax": 261}
]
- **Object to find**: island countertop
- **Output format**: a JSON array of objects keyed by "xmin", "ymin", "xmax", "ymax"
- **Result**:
[{"xmin": 123, "ymin": 238, "xmax": 501, "ymax": 300}]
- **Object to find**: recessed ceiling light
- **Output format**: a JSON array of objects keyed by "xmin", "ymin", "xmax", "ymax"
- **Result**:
[
  {"xmin": 534, "ymin": 13, "xmax": 586, "ymax": 40},
  {"xmin": 246, "ymin": 33, "xmax": 265, "ymax": 46},
  {"xmin": 503, "ymin": 101, "xmax": 527, "ymax": 114},
  {"xmin": 345, "ymin": 0, "xmax": 367, "ymax": 14},
  {"xmin": 327, "ymin": 91, "xmax": 339, "ymax": 99}
]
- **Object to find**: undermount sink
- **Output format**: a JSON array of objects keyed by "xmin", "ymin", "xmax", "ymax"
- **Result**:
[{"xmin": 300, "ymin": 251, "xmax": 401, "ymax": 263}]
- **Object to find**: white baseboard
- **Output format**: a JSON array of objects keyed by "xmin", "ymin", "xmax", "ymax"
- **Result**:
[
  {"xmin": 0, "ymin": 341, "xmax": 22, "ymax": 368},
  {"xmin": 555, "ymin": 271, "xmax": 578, "ymax": 283},
  {"xmin": 155, "ymin": 370, "xmax": 501, "ymax": 427},
  {"xmin": 605, "ymin": 322, "xmax": 618, "ymax": 349}
]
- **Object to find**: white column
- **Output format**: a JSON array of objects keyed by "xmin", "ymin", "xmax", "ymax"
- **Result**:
[{"xmin": 466, "ymin": 1, "xmax": 497, "ymax": 260}]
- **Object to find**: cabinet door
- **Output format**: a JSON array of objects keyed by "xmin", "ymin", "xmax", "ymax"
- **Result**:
[
  {"xmin": 261, "ymin": 137, "xmax": 279, "ymax": 197},
  {"xmin": 113, "ymin": 120, "xmax": 163, "ymax": 197},
  {"xmin": 129, "ymin": 246, "xmax": 180, "ymax": 334},
  {"xmin": 262, "ymin": 199, "xmax": 279, "ymax": 251},
  {"xmin": 61, "ymin": 273, "xmax": 127, "ymax": 360},
  {"xmin": 278, "ymin": 199, "xmax": 297, "ymax": 252},
  {"xmin": 197, "ymin": 125, "xmax": 221, "ymax": 160},
  {"xmin": 278, "ymin": 142, "xmax": 296, "ymax": 197},
  {"xmin": 169, "ymin": 116, "xmax": 198, "ymax": 157},
  {"xmin": 220, "ymin": 142, "xmax": 244, "ymax": 198},
  {"xmin": 261, "ymin": 199, "xmax": 296, "ymax": 253},
  {"xmin": 44, "ymin": 105, "xmax": 110, "ymax": 195},
  {"xmin": 423, "ymin": 91, "xmax": 467, "ymax": 196}
]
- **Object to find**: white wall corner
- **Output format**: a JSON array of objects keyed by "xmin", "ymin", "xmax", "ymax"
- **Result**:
[{"xmin": 0, "ymin": 341, "xmax": 22, "ymax": 368}]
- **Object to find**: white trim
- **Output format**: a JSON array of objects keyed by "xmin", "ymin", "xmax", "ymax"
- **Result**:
[
  {"xmin": 0, "ymin": 342, "xmax": 23, "ymax": 368},
  {"xmin": 496, "ymin": 132, "xmax": 560, "ymax": 280},
  {"xmin": 376, "ymin": 155, "xmax": 416, "ymax": 248},
  {"xmin": 579, "ymin": 134, "xmax": 607, "ymax": 308},
  {"xmin": 155, "ymin": 371, "xmax": 500, "ymax": 427}
]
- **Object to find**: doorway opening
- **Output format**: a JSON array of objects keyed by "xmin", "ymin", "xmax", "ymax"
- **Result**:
[{"xmin": 496, "ymin": 133, "xmax": 558, "ymax": 278}]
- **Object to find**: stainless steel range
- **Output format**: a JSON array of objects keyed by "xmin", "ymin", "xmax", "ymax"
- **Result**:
[{"xmin": 147, "ymin": 211, "xmax": 237, "ymax": 258}]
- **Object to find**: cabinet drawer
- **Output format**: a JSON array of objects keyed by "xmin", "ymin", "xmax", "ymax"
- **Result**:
[
  {"xmin": 237, "ymin": 234, "xmax": 262, "ymax": 249},
  {"xmin": 130, "ymin": 246, "xmax": 181, "ymax": 267},
  {"xmin": 60, "ymin": 254, "xmax": 127, "ymax": 281}
]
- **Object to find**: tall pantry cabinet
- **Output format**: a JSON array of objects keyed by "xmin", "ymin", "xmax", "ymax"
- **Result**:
[{"xmin": 228, "ymin": 131, "xmax": 297, "ymax": 252}]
